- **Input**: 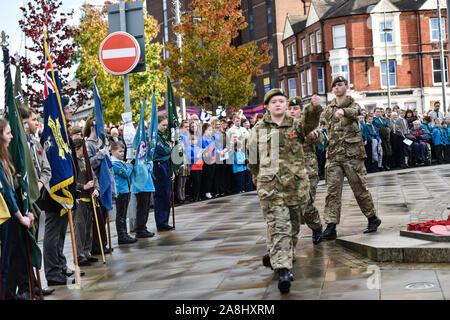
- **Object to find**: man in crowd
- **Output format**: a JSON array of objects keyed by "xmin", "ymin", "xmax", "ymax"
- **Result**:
[
  {"xmin": 390, "ymin": 112, "xmax": 409, "ymax": 169},
  {"xmin": 322, "ymin": 76, "xmax": 382, "ymax": 241},
  {"xmin": 429, "ymin": 101, "xmax": 444, "ymax": 123}
]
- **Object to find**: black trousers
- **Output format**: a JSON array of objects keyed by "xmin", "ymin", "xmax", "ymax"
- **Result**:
[
  {"xmin": 444, "ymin": 145, "xmax": 450, "ymax": 163},
  {"xmin": 115, "ymin": 193, "xmax": 130, "ymax": 239},
  {"xmin": 5, "ymin": 219, "xmax": 29, "ymax": 299},
  {"xmin": 43, "ymin": 210, "xmax": 69, "ymax": 282},
  {"xmin": 201, "ymin": 163, "xmax": 216, "ymax": 195},
  {"xmin": 135, "ymin": 192, "xmax": 152, "ymax": 233},
  {"xmin": 316, "ymin": 150, "xmax": 326, "ymax": 178},
  {"xmin": 189, "ymin": 170, "xmax": 202, "ymax": 201},
  {"xmin": 234, "ymin": 171, "xmax": 245, "ymax": 193},
  {"xmin": 213, "ymin": 163, "xmax": 227, "ymax": 195},
  {"xmin": 392, "ymin": 134, "xmax": 406, "ymax": 167},
  {"xmin": 434, "ymin": 145, "xmax": 444, "ymax": 164}
]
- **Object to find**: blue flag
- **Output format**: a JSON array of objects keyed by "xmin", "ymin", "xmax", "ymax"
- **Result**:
[
  {"xmin": 42, "ymin": 31, "xmax": 73, "ymax": 215},
  {"xmin": 93, "ymin": 79, "xmax": 113, "ymax": 211},
  {"xmin": 149, "ymin": 91, "xmax": 158, "ymax": 161},
  {"xmin": 131, "ymin": 98, "xmax": 149, "ymax": 190}
]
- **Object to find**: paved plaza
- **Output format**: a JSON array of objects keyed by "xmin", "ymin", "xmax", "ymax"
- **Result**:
[{"xmin": 39, "ymin": 164, "xmax": 450, "ymax": 300}]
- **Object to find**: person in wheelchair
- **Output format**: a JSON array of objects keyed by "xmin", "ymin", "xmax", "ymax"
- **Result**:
[{"xmin": 406, "ymin": 120, "xmax": 431, "ymax": 166}]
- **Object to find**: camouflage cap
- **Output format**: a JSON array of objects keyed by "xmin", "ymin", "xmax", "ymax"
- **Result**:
[
  {"xmin": 263, "ymin": 88, "xmax": 288, "ymax": 105},
  {"xmin": 71, "ymin": 127, "xmax": 81, "ymax": 135},
  {"xmin": 288, "ymin": 96, "xmax": 303, "ymax": 107},
  {"xmin": 331, "ymin": 76, "xmax": 348, "ymax": 88}
]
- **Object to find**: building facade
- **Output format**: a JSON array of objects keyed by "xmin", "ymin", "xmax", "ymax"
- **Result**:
[
  {"xmin": 146, "ymin": 0, "xmax": 309, "ymax": 106},
  {"xmin": 279, "ymin": 0, "xmax": 450, "ymax": 113}
]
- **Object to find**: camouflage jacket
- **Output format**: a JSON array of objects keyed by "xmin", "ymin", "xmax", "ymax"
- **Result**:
[
  {"xmin": 325, "ymin": 96, "xmax": 366, "ymax": 162},
  {"xmin": 247, "ymin": 104, "xmax": 323, "ymax": 206},
  {"xmin": 303, "ymin": 129, "xmax": 324, "ymax": 175}
]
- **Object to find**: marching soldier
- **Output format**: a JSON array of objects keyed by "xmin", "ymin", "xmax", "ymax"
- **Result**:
[
  {"xmin": 247, "ymin": 89, "xmax": 322, "ymax": 294},
  {"xmin": 287, "ymin": 97, "xmax": 323, "ymax": 245},
  {"xmin": 322, "ymin": 76, "xmax": 381, "ymax": 240}
]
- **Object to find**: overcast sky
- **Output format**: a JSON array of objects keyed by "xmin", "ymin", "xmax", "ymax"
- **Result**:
[{"xmin": 0, "ymin": 0, "xmax": 109, "ymax": 111}]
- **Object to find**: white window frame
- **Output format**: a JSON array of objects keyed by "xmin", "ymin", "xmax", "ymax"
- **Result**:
[
  {"xmin": 317, "ymin": 67, "xmax": 325, "ymax": 94},
  {"xmin": 332, "ymin": 24, "xmax": 346, "ymax": 49},
  {"xmin": 432, "ymin": 57, "xmax": 449, "ymax": 85},
  {"xmin": 310, "ymin": 33, "xmax": 315, "ymax": 54},
  {"xmin": 316, "ymin": 30, "xmax": 322, "ymax": 53},
  {"xmin": 280, "ymin": 79, "xmax": 286, "ymax": 94},
  {"xmin": 301, "ymin": 72, "xmax": 306, "ymax": 98},
  {"xmin": 291, "ymin": 43, "xmax": 296, "ymax": 65},
  {"xmin": 306, "ymin": 69, "xmax": 312, "ymax": 96},
  {"xmin": 430, "ymin": 17, "xmax": 446, "ymax": 42},
  {"xmin": 332, "ymin": 64, "xmax": 349, "ymax": 83},
  {"xmin": 381, "ymin": 60, "xmax": 397, "ymax": 88},
  {"xmin": 288, "ymin": 78, "xmax": 297, "ymax": 98},
  {"xmin": 286, "ymin": 46, "xmax": 291, "ymax": 66},
  {"xmin": 379, "ymin": 21, "xmax": 393, "ymax": 43},
  {"xmin": 302, "ymin": 38, "xmax": 307, "ymax": 57}
]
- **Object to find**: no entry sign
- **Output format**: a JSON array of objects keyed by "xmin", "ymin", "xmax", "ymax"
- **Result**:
[{"xmin": 99, "ymin": 31, "xmax": 141, "ymax": 75}]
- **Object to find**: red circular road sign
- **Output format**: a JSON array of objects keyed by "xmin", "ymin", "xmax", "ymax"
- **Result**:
[{"xmin": 99, "ymin": 31, "xmax": 141, "ymax": 75}]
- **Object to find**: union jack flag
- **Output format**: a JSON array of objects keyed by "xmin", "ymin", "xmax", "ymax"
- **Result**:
[{"xmin": 43, "ymin": 38, "xmax": 58, "ymax": 100}]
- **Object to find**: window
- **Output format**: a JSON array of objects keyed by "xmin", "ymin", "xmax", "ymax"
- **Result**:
[
  {"xmin": 316, "ymin": 30, "xmax": 322, "ymax": 53},
  {"xmin": 266, "ymin": 5, "xmax": 272, "ymax": 24},
  {"xmin": 430, "ymin": 18, "xmax": 446, "ymax": 41},
  {"xmin": 291, "ymin": 43, "xmax": 296, "ymax": 65},
  {"xmin": 301, "ymin": 72, "xmax": 306, "ymax": 98},
  {"xmin": 381, "ymin": 60, "xmax": 396, "ymax": 87},
  {"xmin": 317, "ymin": 68, "xmax": 325, "ymax": 94},
  {"xmin": 249, "ymin": 13, "xmax": 254, "ymax": 31},
  {"xmin": 332, "ymin": 25, "xmax": 346, "ymax": 48},
  {"xmin": 280, "ymin": 79, "xmax": 285, "ymax": 93},
  {"xmin": 302, "ymin": 38, "xmax": 307, "ymax": 57},
  {"xmin": 286, "ymin": 46, "xmax": 291, "ymax": 66},
  {"xmin": 405, "ymin": 102, "xmax": 417, "ymax": 110},
  {"xmin": 432, "ymin": 57, "xmax": 449, "ymax": 84},
  {"xmin": 332, "ymin": 64, "xmax": 349, "ymax": 82},
  {"xmin": 310, "ymin": 34, "xmax": 315, "ymax": 54},
  {"xmin": 380, "ymin": 21, "xmax": 393, "ymax": 43},
  {"xmin": 306, "ymin": 69, "xmax": 312, "ymax": 96},
  {"xmin": 288, "ymin": 78, "xmax": 297, "ymax": 98}
]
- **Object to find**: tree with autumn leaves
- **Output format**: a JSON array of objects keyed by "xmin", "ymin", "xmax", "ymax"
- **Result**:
[
  {"xmin": 163, "ymin": 0, "xmax": 272, "ymax": 112},
  {"xmin": 73, "ymin": 1, "xmax": 166, "ymax": 123},
  {"xmin": 13, "ymin": 0, "xmax": 82, "ymax": 111}
]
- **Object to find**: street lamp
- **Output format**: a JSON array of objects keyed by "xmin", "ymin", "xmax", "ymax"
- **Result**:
[{"xmin": 383, "ymin": 10, "xmax": 392, "ymax": 109}]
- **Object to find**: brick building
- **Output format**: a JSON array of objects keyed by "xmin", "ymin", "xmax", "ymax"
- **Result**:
[
  {"xmin": 279, "ymin": 0, "xmax": 450, "ymax": 113},
  {"xmin": 146, "ymin": 0, "xmax": 308, "ymax": 106}
]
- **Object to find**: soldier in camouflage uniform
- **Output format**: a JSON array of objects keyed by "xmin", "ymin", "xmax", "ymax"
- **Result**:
[
  {"xmin": 247, "ymin": 89, "xmax": 322, "ymax": 294},
  {"xmin": 322, "ymin": 76, "xmax": 382, "ymax": 241},
  {"xmin": 288, "ymin": 97, "xmax": 323, "ymax": 245}
]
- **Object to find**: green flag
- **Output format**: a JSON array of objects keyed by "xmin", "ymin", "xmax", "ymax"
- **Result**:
[
  {"xmin": 167, "ymin": 76, "xmax": 184, "ymax": 173},
  {"xmin": 13, "ymin": 62, "xmax": 28, "ymax": 109},
  {"xmin": 3, "ymin": 45, "xmax": 42, "ymax": 269},
  {"xmin": 14, "ymin": 64, "xmax": 41, "ymax": 235}
]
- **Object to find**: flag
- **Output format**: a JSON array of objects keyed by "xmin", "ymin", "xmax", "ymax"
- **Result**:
[
  {"xmin": 3, "ymin": 45, "xmax": 42, "ymax": 268},
  {"xmin": 167, "ymin": 76, "xmax": 184, "ymax": 172},
  {"xmin": 93, "ymin": 79, "xmax": 113, "ymax": 211},
  {"xmin": 131, "ymin": 98, "xmax": 149, "ymax": 190},
  {"xmin": 241, "ymin": 104, "xmax": 264, "ymax": 117},
  {"xmin": 14, "ymin": 64, "xmax": 41, "ymax": 236},
  {"xmin": 149, "ymin": 91, "xmax": 158, "ymax": 162},
  {"xmin": 41, "ymin": 30, "xmax": 74, "ymax": 215}
]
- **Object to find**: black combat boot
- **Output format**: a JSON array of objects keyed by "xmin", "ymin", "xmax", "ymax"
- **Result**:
[
  {"xmin": 288, "ymin": 270, "xmax": 295, "ymax": 282},
  {"xmin": 278, "ymin": 268, "xmax": 291, "ymax": 294},
  {"xmin": 312, "ymin": 226, "xmax": 323, "ymax": 245},
  {"xmin": 363, "ymin": 215, "xmax": 382, "ymax": 233},
  {"xmin": 322, "ymin": 223, "xmax": 337, "ymax": 240},
  {"xmin": 262, "ymin": 252, "xmax": 272, "ymax": 269}
]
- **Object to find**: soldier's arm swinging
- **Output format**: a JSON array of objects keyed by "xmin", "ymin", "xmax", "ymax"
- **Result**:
[{"xmin": 298, "ymin": 95, "xmax": 323, "ymax": 138}]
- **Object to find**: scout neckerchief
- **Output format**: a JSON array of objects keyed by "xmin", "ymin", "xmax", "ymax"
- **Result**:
[{"xmin": 158, "ymin": 130, "xmax": 170, "ymax": 147}]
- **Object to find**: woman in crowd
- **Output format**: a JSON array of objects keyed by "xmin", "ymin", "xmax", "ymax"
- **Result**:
[
  {"xmin": 0, "ymin": 119, "xmax": 34, "ymax": 300},
  {"xmin": 201, "ymin": 122, "xmax": 216, "ymax": 199},
  {"xmin": 405, "ymin": 110, "xmax": 415, "ymax": 130}
]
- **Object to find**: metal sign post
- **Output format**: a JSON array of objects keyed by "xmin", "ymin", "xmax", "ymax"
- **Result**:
[
  {"xmin": 437, "ymin": 0, "xmax": 447, "ymax": 114},
  {"xmin": 120, "ymin": 0, "xmax": 131, "ymax": 114}
]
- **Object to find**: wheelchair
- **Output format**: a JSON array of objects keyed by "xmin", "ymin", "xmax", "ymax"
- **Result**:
[{"xmin": 405, "ymin": 133, "xmax": 432, "ymax": 167}]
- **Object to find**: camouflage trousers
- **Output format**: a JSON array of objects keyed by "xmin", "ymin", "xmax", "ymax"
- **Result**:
[
  {"xmin": 262, "ymin": 204, "xmax": 303, "ymax": 270},
  {"xmin": 324, "ymin": 158, "xmax": 376, "ymax": 224},
  {"xmin": 302, "ymin": 159, "xmax": 322, "ymax": 230}
]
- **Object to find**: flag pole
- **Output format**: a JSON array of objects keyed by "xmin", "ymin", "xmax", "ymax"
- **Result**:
[
  {"xmin": 67, "ymin": 209, "xmax": 81, "ymax": 286},
  {"xmin": 24, "ymin": 232, "xmax": 36, "ymax": 300},
  {"xmin": 106, "ymin": 210, "xmax": 112, "ymax": 254},
  {"xmin": 91, "ymin": 197, "xmax": 106, "ymax": 263},
  {"xmin": 35, "ymin": 266, "xmax": 44, "ymax": 300}
]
